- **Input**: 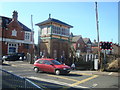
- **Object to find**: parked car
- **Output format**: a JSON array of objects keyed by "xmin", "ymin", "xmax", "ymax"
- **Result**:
[
  {"xmin": 2, "ymin": 53, "xmax": 25, "ymax": 61},
  {"xmin": 33, "ymin": 58, "xmax": 71, "ymax": 75}
]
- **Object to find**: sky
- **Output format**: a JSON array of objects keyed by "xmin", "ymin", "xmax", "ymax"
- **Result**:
[{"xmin": 0, "ymin": 2, "xmax": 118, "ymax": 44}]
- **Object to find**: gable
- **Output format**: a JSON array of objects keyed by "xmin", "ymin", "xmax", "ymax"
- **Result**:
[{"xmin": 1, "ymin": 16, "xmax": 31, "ymax": 32}]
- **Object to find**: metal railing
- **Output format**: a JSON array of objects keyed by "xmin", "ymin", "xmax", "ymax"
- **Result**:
[{"xmin": 1, "ymin": 69, "xmax": 43, "ymax": 90}]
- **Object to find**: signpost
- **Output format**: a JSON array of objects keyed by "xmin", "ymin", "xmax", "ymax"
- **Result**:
[{"xmin": 99, "ymin": 42, "xmax": 113, "ymax": 70}]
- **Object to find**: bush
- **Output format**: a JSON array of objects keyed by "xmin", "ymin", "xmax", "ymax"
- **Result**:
[{"xmin": 107, "ymin": 58, "xmax": 120, "ymax": 70}]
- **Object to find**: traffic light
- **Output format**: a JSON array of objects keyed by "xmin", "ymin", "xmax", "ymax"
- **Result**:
[{"xmin": 100, "ymin": 42, "xmax": 112, "ymax": 50}]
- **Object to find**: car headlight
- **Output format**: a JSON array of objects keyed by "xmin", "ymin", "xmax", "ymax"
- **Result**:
[{"xmin": 2, "ymin": 56, "xmax": 7, "ymax": 59}]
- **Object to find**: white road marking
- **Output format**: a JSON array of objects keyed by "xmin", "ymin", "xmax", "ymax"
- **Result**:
[
  {"xmin": 28, "ymin": 76, "xmax": 89, "ymax": 88},
  {"xmin": 108, "ymin": 72, "xmax": 113, "ymax": 75},
  {"xmin": 8, "ymin": 70, "xmax": 33, "ymax": 72},
  {"xmin": 92, "ymin": 83, "xmax": 98, "ymax": 88}
]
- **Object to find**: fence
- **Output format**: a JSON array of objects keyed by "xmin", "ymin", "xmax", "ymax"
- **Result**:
[{"xmin": 1, "ymin": 69, "xmax": 43, "ymax": 90}]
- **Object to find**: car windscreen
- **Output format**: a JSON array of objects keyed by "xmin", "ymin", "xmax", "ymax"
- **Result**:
[{"xmin": 51, "ymin": 60, "xmax": 62, "ymax": 65}]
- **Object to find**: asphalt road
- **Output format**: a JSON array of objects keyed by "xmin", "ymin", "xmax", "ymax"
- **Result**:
[{"xmin": 2, "ymin": 61, "xmax": 119, "ymax": 90}]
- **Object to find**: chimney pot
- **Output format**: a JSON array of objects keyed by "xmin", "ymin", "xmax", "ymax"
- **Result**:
[{"xmin": 12, "ymin": 10, "xmax": 18, "ymax": 20}]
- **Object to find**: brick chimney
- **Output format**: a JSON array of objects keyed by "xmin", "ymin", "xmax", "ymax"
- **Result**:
[
  {"xmin": 12, "ymin": 10, "xmax": 18, "ymax": 21},
  {"xmin": 94, "ymin": 39, "xmax": 96, "ymax": 43}
]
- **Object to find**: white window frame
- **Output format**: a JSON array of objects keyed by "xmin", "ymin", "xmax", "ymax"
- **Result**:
[
  {"xmin": 25, "ymin": 31, "xmax": 31, "ymax": 41},
  {"xmin": 42, "ymin": 27, "xmax": 48, "ymax": 35},
  {"xmin": 12, "ymin": 29, "xmax": 17, "ymax": 36},
  {"xmin": 8, "ymin": 43, "xmax": 18, "ymax": 54}
]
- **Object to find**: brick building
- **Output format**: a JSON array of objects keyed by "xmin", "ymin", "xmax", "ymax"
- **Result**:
[
  {"xmin": 0, "ymin": 11, "xmax": 34, "ymax": 59},
  {"xmin": 91, "ymin": 39, "xmax": 98, "ymax": 54},
  {"xmin": 71, "ymin": 35, "xmax": 86, "ymax": 56},
  {"xmin": 36, "ymin": 15, "xmax": 73, "ymax": 64},
  {"xmin": 83, "ymin": 38, "xmax": 92, "ymax": 53}
]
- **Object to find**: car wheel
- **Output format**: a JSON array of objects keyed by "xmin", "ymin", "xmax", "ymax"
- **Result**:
[
  {"xmin": 55, "ymin": 70, "xmax": 60, "ymax": 75},
  {"xmin": 34, "ymin": 67, "xmax": 39, "ymax": 73}
]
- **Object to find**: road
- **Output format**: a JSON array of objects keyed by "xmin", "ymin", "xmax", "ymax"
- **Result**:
[{"xmin": 2, "ymin": 61, "xmax": 119, "ymax": 90}]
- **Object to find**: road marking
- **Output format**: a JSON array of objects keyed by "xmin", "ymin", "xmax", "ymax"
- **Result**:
[
  {"xmin": 47, "ymin": 75, "xmax": 78, "ymax": 82},
  {"xmin": 108, "ymin": 72, "xmax": 113, "ymax": 75},
  {"xmin": 70, "ymin": 72, "xmax": 92, "ymax": 76},
  {"xmin": 8, "ymin": 70, "xmax": 33, "ymax": 72},
  {"xmin": 28, "ymin": 76, "xmax": 88, "ymax": 88},
  {"xmin": 91, "ymin": 83, "xmax": 98, "ymax": 88},
  {"xmin": 70, "ymin": 75, "xmax": 99, "ymax": 87}
]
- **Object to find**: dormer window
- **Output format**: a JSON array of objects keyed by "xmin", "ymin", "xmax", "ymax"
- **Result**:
[{"xmin": 12, "ymin": 29, "xmax": 17, "ymax": 36}]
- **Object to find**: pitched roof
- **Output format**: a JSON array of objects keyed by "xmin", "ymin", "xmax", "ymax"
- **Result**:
[
  {"xmin": 36, "ymin": 18, "xmax": 73, "ymax": 28},
  {"xmin": 0, "ymin": 16, "xmax": 31, "ymax": 32},
  {"xmin": 92, "ymin": 43, "xmax": 98, "ymax": 47},
  {"xmin": 83, "ymin": 38, "xmax": 92, "ymax": 44},
  {"xmin": 72, "ymin": 35, "xmax": 82, "ymax": 42}
]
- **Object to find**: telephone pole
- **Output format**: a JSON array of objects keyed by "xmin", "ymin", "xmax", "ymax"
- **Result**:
[
  {"xmin": 30, "ymin": 14, "xmax": 34, "ymax": 64},
  {"xmin": 95, "ymin": 2, "xmax": 102, "ymax": 71}
]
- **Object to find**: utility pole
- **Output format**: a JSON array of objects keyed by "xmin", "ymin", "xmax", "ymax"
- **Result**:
[
  {"xmin": 30, "ymin": 15, "xmax": 34, "ymax": 64},
  {"xmin": 95, "ymin": 2, "xmax": 102, "ymax": 71},
  {"xmin": 31, "ymin": 15, "xmax": 34, "ymax": 31}
]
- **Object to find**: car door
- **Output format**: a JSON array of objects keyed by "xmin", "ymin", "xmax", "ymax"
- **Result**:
[
  {"xmin": 42, "ymin": 60, "xmax": 55, "ymax": 72},
  {"xmin": 36, "ymin": 60, "xmax": 44, "ymax": 71}
]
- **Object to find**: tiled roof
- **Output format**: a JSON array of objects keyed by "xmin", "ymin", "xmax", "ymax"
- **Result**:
[
  {"xmin": 36, "ymin": 18, "xmax": 73, "ymax": 28},
  {"xmin": 72, "ymin": 35, "xmax": 82, "ymax": 42},
  {"xmin": 92, "ymin": 43, "xmax": 98, "ymax": 47},
  {"xmin": 83, "ymin": 38, "xmax": 92, "ymax": 44},
  {"xmin": 0, "ymin": 16, "xmax": 31, "ymax": 31}
]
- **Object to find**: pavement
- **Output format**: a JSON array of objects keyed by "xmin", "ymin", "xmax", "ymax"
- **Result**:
[
  {"xmin": 2, "ymin": 60, "xmax": 119, "ymax": 77},
  {"xmin": 72, "ymin": 70, "xmax": 119, "ymax": 77}
]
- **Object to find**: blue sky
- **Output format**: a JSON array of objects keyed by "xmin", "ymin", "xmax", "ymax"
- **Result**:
[{"xmin": 0, "ymin": 2, "xmax": 118, "ymax": 44}]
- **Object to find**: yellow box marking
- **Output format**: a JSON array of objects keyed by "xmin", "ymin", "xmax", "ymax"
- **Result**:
[
  {"xmin": 70, "ymin": 75, "xmax": 98, "ymax": 87},
  {"xmin": 47, "ymin": 75, "xmax": 78, "ymax": 82},
  {"xmin": 70, "ymin": 72, "xmax": 92, "ymax": 76}
]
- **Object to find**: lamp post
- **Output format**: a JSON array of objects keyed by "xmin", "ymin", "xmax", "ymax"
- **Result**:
[{"xmin": 95, "ymin": 2, "xmax": 102, "ymax": 71}]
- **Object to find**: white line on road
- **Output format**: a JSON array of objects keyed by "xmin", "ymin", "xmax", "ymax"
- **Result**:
[
  {"xmin": 8, "ymin": 70, "xmax": 33, "ymax": 72},
  {"xmin": 108, "ymin": 72, "xmax": 113, "ymax": 75},
  {"xmin": 28, "ymin": 76, "xmax": 89, "ymax": 88},
  {"xmin": 91, "ymin": 83, "xmax": 98, "ymax": 88}
]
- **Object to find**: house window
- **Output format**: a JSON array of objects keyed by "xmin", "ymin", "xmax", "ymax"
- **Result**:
[
  {"xmin": 8, "ymin": 43, "xmax": 18, "ymax": 54},
  {"xmin": 25, "ymin": 32, "xmax": 31, "ymax": 41},
  {"xmin": 12, "ymin": 29, "xmax": 17, "ymax": 36},
  {"xmin": 78, "ymin": 43, "xmax": 80, "ymax": 47},
  {"xmin": 42, "ymin": 27, "xmax": 48, "ymax": 35}
]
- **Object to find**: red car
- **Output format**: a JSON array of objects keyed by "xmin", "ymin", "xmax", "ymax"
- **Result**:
[{"xmin": 33, "ymin": 58, "xmax": 71, "ymax": 75}]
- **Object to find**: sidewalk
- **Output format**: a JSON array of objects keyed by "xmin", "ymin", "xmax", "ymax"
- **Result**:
[{"xmin": 71, "ymin": 70, "xmax": 119, "ymax": 77}]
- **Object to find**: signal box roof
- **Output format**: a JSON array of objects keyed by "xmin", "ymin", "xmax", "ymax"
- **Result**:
[{"xmin": 36, "ymin": 18, "xmax": 73, "ymax": 28}]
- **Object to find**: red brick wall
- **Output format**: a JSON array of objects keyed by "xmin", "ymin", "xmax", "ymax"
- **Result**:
[
  {"xmin": 3, "ymin": 20, "xmax": 24, "ymax": 40},
  {"xmin": 2, "ymin": 42, "xmax": 8, "ymax": 55},
  {"xmin": 2, "ymin": 18, "xmax": 34, "ymax": 56}
]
